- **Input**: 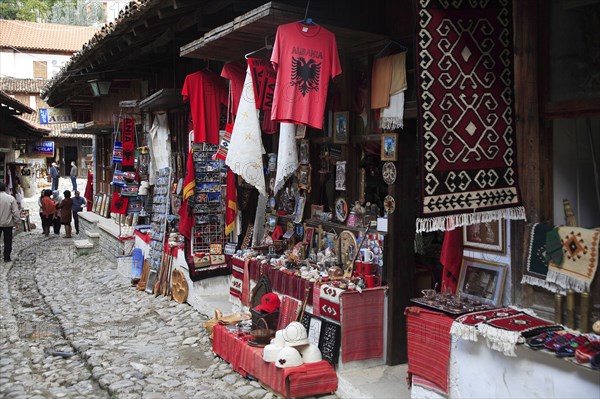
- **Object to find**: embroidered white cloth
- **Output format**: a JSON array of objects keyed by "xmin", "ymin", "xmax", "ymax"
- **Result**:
[
  {"xmin": 380, "ymin": 90, "xmax": 405, "ymax": 130},
  {"xmin": 226, "ymin": 66, "xmax": 266, "ymax": 196},
  {"xmin": 274, "ymin": 122, "xmax": 299, "ymax": 194},
  {"xmin": 148, "ymin": 112, "xmax": 172, "ymax": 185}
]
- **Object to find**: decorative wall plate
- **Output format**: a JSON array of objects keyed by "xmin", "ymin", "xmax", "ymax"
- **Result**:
[
  {"xmin": 384, "ymin": 195, "xmax": 396, "ymax": 214},
  {"xmin": 334, "ymin": 197, "xmax": 348, "ymax": 222},
  {"xmin": 339, "ymin": 230, "xmax": 358, "ymax": 266},
  {"xmin": 382, "ymin": 162, "xmax": 396, "ymax": 185}
]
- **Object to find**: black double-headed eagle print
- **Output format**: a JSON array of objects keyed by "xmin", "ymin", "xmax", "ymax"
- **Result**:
[{"xmin": 291, "ymin": 56, "xmax": 321, "ymax": 96}]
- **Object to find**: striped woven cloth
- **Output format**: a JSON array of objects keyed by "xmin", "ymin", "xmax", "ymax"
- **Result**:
[
  {"xmin": 406, "ymin": 306, "xmax": 454, "ymax": 394},
  {"xmin": 340, "ymin": 288, "xmax": 386, "ymax": 362}
]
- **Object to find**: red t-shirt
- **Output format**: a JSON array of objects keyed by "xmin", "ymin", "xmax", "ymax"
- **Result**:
[
  {"xmin": 270, "ymin": 22, "xmax": 341, "ymax": 129},
  {"xmin": 220, "ymin": 60, "xmax": 247, "ymax": 116},
  {"xmin": 182, "ymin": 70, "xmax": 227, "ymax": 144}
]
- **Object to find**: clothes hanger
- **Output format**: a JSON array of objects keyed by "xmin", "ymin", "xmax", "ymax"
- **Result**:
[
  {"xmin": 297, "ymin": 0, "xmax": 317, "ymax": 26},
  {"xmin": 375, "ymin": 39, "xmax": 408, "ymax": 58},
  {"xmin": 245, "ymin": 36, "xmax": 273, "ymax": 59}
]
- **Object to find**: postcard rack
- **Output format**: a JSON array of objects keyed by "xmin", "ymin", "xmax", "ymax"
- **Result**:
[
  {"xmin": 191, "ymin": 143, "xmax": 227, "ymax": 254},
  {"xmin": 148, "ymin": 167, "xmax": 171, "ymax": 270}
]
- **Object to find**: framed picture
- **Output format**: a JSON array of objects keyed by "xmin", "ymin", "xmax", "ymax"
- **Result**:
[
  {"xmin": 381, "ymin": 133, "xmax": 398, "ymax": 161},
  {"xmin": 294, "ymin": 195, "xmax": 306, "ymax": 224},
  {"xmin": 297, "ymin": 165, "xmax": 312, "ymax": 192},
  {"xmin": 311, "ymin": 205, "xmax": 324, "ymax": 219},
  {"xmin": 463, "ymin": 220, "xmax": 505, "ymax": 253},
  {"xmin": 304, "ymin": 226, "xmax": 314, "ymax": 247},
  {"xmin": 93, "ymin": 195, "xmax": 101, "ymax": 213},
  {"xmin": 266, "ymin": 214, "xmax": 278, "ymax": 233},
  {"xmin": 457, "ymin": 257, "xmax": 507, "ymax": 307},
  {"xmin": 299, "ymin": 140, "xmax": 310, "ymax": 164},
  {"xmin": 103, "ymin": 195, "xmax": 112, "ymax": 218},
  {"xmin": 333, "ymin": 111, "xmax": 349, "ymax": 144},
  {"xmin": 335, "ymin": 161, "xmax": 346, "ymax": 191}
]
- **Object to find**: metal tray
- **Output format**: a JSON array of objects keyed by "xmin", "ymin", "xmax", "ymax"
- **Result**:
[{"xmin": 410, "ymin": 296, "xmax": 495, "ymax": 315}]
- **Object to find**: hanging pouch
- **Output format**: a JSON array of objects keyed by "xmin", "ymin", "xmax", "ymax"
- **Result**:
[
  {"xmin": 112, "ymin": 170, "xmax": 126, "ymax": 187},
  {"xmin": 112, "ymin": 142, "xmax": 123, "ymax": 164},
  {"xmin": 121, "ymin": 182, "xmax": 140, "ymax": 197}
]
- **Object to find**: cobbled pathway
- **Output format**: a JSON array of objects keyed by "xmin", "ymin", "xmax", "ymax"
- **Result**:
[{"xmin": 0, "ymin": 179, "xmax": 339, "ymax": 399}]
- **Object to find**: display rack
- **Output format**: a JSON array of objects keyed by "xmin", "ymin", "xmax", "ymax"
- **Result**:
[
  {"xmin": 192, "ymin": 143, "xmax": 227, "ymax": 254},
  {"xmin": 148, "ymin": 167, "xmax": 171, "ymax": 270}
]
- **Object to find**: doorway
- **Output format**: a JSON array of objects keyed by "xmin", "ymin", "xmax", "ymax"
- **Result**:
[{"xmin": 64, "ymin": 146, "xmax": 78, "ymax": 176}]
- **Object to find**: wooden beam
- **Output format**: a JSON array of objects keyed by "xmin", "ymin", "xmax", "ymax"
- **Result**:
[
  {"xmin": 512, "ymin": 0, "xmax": 548, "ymax": 308},
  {"xmin": 386, "ymin": 121, "xmax": 417, "ymax": 365}
]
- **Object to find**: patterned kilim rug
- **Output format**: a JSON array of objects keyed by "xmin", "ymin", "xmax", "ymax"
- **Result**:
[
  {"xmin": 415, "ymin": 0, "xmax": 526, "ymax": 232},
  {"xmin": 547, "ymin": 226, "xmax": 600, "ymax": 293}
]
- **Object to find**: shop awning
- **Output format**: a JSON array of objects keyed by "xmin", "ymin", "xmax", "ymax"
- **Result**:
[
  {"xmin": 139, "ymin": 89, "xmax": 184, "ymax": 111},
  {"xmin": 180, "ymin": 1, "xmax": 387, "ymax": 61}
]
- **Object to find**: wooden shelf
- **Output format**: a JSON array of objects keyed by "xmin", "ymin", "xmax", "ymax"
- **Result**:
[{"xmin": 180, "ymin": 1, "xmax": 387, "ymax": 61}]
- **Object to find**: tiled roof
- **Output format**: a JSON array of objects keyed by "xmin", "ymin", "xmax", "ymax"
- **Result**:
[
  {"xmin": 0, "ymin": 89, "xmax": 34, "ymax": 114},
  {"xmin": 42, "ymin": 0, "xmax": 153, "ymax": 98},
  {"xmin": 0, "ymin": 20, "xmax": 98, "ymax": 53},
  {"xmin": 0, "ymin": 77, "xmax": 47, "ymax": 94}
]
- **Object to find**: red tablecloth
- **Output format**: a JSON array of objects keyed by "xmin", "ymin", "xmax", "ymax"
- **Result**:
[{"xmin": 213, "ymin": 324, "xmax": 338, "ymax": 398}]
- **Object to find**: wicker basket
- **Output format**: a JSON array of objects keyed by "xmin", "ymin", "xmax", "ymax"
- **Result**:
[
  {"xmin": 250, "ymin": 308, "xmax": 280, "ymax": 330},
  {"xmin": 250, "ymin": 318, "xmax": 275, "ymax": 344}
]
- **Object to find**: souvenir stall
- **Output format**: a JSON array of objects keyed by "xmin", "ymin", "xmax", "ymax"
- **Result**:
[
  {"xmin": 403, "ymin": 0, "xmax": 599, "ymax": 396},
  {"xmin": 174, "ymin": 2, "xmax": 413, "ymax": 396}
]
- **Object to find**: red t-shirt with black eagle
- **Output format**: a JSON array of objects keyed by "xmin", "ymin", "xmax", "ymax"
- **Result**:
[{"xmin": 270, "ymin": 22, "xmax": 341, "ymax": 129}]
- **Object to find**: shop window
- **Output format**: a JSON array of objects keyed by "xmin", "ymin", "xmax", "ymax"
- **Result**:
[
  {"xmin": 552, "ymin": 117, "xmax": 600, "ymax": 227},
  {"xmin": 549, "ymin": 0, "xmax": 600, "ymax": 102},
  {"xmin": 33, "ymin": 61, "xmax": 47, "ymax": 79}
]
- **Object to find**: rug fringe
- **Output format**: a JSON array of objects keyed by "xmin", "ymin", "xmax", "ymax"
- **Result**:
[
  {"xmin": 416, "ymin": 206, "xmax": 527, "ymax": 233},
  {"xmin": 478, "ymin": 323, "xmax": 522, "ymax": 357},
  {"xmin": 520, "ymin": 274, "xmax": 564, "ymax": 294},
  {"xmin": 545, "ymin": 269, "xmax": 589, "ymax": 294}
]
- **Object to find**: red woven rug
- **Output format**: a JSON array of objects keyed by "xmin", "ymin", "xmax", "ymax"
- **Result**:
[
  {"xmin": 406, "ymin": 306, "xmax": 454, "ymax": 394},
  {"xmin": 415, "ymin": 0, "xmax": 525, "ymax": 232}
]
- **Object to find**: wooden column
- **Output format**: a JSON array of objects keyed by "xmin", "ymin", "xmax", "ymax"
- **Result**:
[
  {"xmin": 512, "ymin": 0, "xmax": 548, "ymax": 305},
  {"xmin": 386, "ymin": 123, "xmax": 416, "ymax": 365}
]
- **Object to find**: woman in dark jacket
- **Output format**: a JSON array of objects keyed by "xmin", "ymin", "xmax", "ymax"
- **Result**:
[{"xmin": 57, "ymin": 190, "xmax": 73, "ymax": 238}]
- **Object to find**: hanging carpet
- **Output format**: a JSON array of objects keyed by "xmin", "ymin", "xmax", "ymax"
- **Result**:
[{"xmin": 415, "ymin": 0, "xmax": 525, "ymax": 232}]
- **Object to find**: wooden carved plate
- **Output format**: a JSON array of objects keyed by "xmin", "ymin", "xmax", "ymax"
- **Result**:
[{"xmin": 382, "ymin": 162, "xmax": 396, "ymax": 185}]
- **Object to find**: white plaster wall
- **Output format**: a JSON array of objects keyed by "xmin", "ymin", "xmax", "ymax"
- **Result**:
[
  {"xmin": 412, "ymin": 339, "xmax": 600, "ymax": 399},
  {"xmin": 0, "ymin": 50, "xmax": 73, "ymax": 79},
  {"xmin": 448, "ymin": 339, "xmax": 600, "ymax": 398}
]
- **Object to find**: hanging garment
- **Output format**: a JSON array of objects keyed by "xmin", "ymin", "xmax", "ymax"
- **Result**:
[
  {"xmin": 270, "ymin": 22, "xmax": 341, "ymax": 129},
  {"xmin": 225, "ymin": 66, "xmax": 267, "ymax": 196},
  {"xmin": 274, "ymin": 122, "xmax": 299, "ymax": 195},
  {"xmin": 148, "ymin": 112, "xmax": 172, "ymax": 185},
  {"xmin": 182, "ymin": 70, "xmax": 228, "ymax": 144}
]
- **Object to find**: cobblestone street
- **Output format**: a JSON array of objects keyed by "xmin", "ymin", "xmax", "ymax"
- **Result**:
[{"xmin": 0, "ymin": 179, "xmax": 284, "ymax": 399}]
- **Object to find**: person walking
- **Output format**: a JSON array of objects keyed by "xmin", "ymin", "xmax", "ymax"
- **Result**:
[
  {"xmin": 57, "ymin": 190, "xmax": 73, "ymax": 238},
  {"xmin": 0, "ymin": 182, "xmax": 20, "ymax": 262},
  {"xmin": 71, "ymin": 191, "xmax": 86, "ymax": 235},
  {"xmin": 40, "ymin": 190, "xmax": 57, "ymax": 237},
  {"xmin": 51, "ymin": 190, "xmax": 63, "ymax": 235},
  {"xmin": 70, "ymin": 161, "xmax": 78, "ymax": 192},
  {"xmin": 49, "ymin": 162, "xmax": 60, "ymax": 191}
]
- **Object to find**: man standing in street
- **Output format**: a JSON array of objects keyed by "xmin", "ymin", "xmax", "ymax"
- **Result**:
[
  {"xmin": 71, "ymin": 190, "xmax": 86, "ymax": 235},
  {"xmin": 70, "ymin": 161, "xmax": 78, "ymax": 192},
  {"xmin": 50, "ymin": 162, "xmax": 59, "ymax": 191},
  {"xmin": 0, "ymin": 182, "xmax": 20, "ymax": 262}
]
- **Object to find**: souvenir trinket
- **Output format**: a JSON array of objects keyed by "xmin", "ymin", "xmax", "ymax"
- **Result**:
[
  {"xmin": 384, "ymin": 195, "xmax": 396, "ymax": 214},
  {"xmin": 334, "ymin": 198, "xmax": 348, "ymax": 222}
]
